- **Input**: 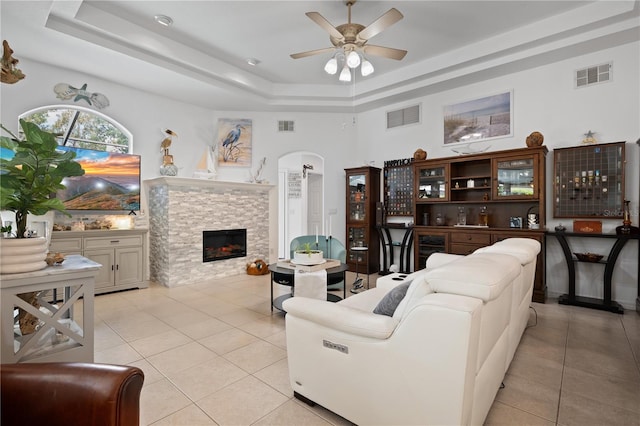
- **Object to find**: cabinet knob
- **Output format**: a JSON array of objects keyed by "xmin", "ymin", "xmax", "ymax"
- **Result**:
[{"xmin": 110, "ymin": 240, "xmax": 120, "ymax": 244}]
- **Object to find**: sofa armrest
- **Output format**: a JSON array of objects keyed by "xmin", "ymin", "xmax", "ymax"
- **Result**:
[
  {"xmin": 283, "ymin": 297, "xmax": 399, "ymax": 339},
  {"xmin": 1, "ymin": 362, "xmax": 144, "ymax": 426},
  {"xmin": 376, "ymin": 269, "xmax": 427, "ymax": 292}
]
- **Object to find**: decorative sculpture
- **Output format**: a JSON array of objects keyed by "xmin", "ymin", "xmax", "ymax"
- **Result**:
[
  {"xmin": 250, "ymin": 157, "xmax": 267, "ymax": 183},
  {"xmin": 1, "ymin": 40, "xmax": 25, "ymax": 84},
  {"xmin": 53, "ymin": 83, "xmax": 110, "ymax": 109},
  {"xmin": 193, "ymin": 145, "xmax": 218, "ymax": 179},
  {"xmin": 525, "ymin": 131, "xmax": 544, "ymax": 147},
  {"xmin": 413, "ymin": 148, "xmax": 427, "ymax": 160},
  {"xmin": 581, "ymin": 130, "xmax": 597, "ymax": 144},
  {"xmin": 159, "ymin": 129, "xmax": 178, "ymax": 176}
]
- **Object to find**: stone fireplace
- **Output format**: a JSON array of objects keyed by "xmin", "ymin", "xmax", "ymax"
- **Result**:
[{"xmin": 145, "ymin": 177, "xmax": 275, "ymax": 287}]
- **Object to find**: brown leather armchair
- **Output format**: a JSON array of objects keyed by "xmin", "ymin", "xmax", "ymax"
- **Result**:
[{"xmin": 1, "ymin": 362, "xmax": 144, "ymax": 426}]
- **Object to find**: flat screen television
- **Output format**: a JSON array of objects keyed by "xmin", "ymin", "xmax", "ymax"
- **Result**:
[{"xmin": 56, "ymin": 146, "xmax": 141, "ymax": 212}]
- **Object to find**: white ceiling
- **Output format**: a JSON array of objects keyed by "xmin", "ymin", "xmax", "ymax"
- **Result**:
[{"xmin": 1, "ymin": 1, "xmax": 639, "ymax": 112}]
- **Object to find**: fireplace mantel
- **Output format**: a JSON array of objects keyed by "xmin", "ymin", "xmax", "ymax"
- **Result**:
[
  {"xmin": 145, "ymin": 177, "xmax": 274, "ymax": 192},
  {"xmin": 144, "ymin": 177, "xmax": 276, "ymax": 287}
]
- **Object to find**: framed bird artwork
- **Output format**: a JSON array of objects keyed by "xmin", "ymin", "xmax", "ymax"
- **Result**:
[{"xmin": 217, "ymin": 118, "xmax": 252, "ymax": 167}]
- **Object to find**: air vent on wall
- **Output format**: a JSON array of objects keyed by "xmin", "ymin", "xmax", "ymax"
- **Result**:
[
  {"xmin": 387, "ymin": 104, "xmax": 420, "ymax": 129},
  {"xmin": 278, "ymin": 120, "xmax": 295, "ymax": 132},
  {"xmin": 576, "ymin": 62, "xmax": 612, "ymax": 88}
]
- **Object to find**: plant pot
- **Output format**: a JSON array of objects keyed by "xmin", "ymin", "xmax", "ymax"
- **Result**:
[
  {"xmin": 0, "ymin": 237, "xmax": 48, "ymax": 274},
  {"xmin": 293, "ymin": 250, "xmax": 324, "ymax": 265}
]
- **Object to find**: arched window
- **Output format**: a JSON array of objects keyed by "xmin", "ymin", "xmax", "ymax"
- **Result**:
[{"xmin": 19, "ymin": 105, "xmax": 132, "ymax": 153}]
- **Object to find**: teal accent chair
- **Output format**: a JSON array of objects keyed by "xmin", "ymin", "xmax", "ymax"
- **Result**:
[{"xmin": 290, "ymin": 235, "xmax": 347, "ymax": 290}]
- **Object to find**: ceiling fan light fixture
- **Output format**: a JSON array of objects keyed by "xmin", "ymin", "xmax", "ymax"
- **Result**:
[
  {"xmin": 361, "ymin": 58, "xmax": 374, "ymax": 76},
  {"xmin": 346, "ymin": 50, "xmax": 361, "ymax": 68},
  {"xmin": 324, "ymin": 57, "xmax": 338, "ymax": 75},
  {"xmin": 339, "ymin": 64, "xmax": 351, "ymax": 82}
]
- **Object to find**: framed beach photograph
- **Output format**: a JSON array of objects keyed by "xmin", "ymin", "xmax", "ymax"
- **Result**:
[
  {"xmin": 217, "ymin": 118, "xmax": 252, "ymax": 167},
  {"xmin": 443, "ymin": 91, "xmax": 513, "ymax": 145}
]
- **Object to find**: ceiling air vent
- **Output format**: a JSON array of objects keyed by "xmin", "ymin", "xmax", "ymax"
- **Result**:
[
  {"xmin": 576, "ymin": 62, "xmax": 612, "ymax": 88},
  {"xmin": 387, "ymin": 104, "xmax": 420, "ymax": 129},
  {"xmin": 278, "ymin": 120, "xmax": 295, "ymax": 132}
]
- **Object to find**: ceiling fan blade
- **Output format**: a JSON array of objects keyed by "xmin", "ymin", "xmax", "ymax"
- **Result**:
[
  {"xmin": 364, "ymin": 45, "xmax": 407, "ymax": 60},
  {"xmin": 357, "ymin": 8, "xmax": 403, "ymax": 41},
  {"xmin": 305, "ymin": 12, "xmax": 344, "ymax": 42},
  {"xmin": 290, "ymin": 47, "xmax": 335, "ymax": 60}
]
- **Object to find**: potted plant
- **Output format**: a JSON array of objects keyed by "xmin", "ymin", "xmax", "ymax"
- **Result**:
[
  {"xmin": 293, "ymin": 242, "xmax": 324, "ymax": 265},
  {"xmin": 0, "ymin": 119, "xmax": 84, "ymax": 273}
]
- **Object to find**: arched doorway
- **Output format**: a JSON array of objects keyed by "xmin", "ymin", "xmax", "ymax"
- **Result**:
[{"xmin": 277, "ymin": 152, "xmax": 324, "ymax": 259}]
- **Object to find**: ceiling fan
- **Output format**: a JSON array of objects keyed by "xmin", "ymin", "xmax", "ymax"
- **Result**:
[{"xmin": 290, "ymin": 0, "xmax": 407, "ymax": 79}]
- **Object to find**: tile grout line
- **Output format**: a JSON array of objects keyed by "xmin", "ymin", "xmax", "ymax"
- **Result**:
[{"xmin": 554, "ymin": 310, "xmax": 571, "ymax": 426}]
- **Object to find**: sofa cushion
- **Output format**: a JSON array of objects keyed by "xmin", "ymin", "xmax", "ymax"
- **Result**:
[
  {"xmin": 373, "ymin": 282, "xmax": 411, "ymax": 316},
  {"xmin": 425, "ymin": 253, "xmax": 520, "ymax": 302},
  {"xmin": 392, "ymin": 278, "xmax": 434, "ymax": 319},
  {"xmin": 474, "ymin": 238, "xmax": 540, "ymax": 265}
]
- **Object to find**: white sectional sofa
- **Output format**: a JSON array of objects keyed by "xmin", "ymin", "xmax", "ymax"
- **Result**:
[{"xmin": 283, "ymin": 238, "xmax": 540, "ymax": 426}]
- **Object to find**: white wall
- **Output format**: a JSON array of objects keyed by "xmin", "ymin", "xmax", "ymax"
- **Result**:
[
  {"xmin": 357, "ymin": 41, "xmax": 640, "ymax": 308},
  {"xmin": 0, "ymin": 58, "xmax": 357, "ymax": 260},
  {"xmin": 3, "ymin": 42, "xmax": 638, "ymax": 308}
]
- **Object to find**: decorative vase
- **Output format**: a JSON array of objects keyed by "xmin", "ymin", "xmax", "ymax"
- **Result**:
[
  {"xmin": 0, "ymin": 236, "xmax": 48, "ymax": 274},
  {"xmin": 621, "ymin": 200, "xmax": 632, "ymax": 233},
  {"xmin": 413, "ymin": 148, "xmax": 427, "ymax": 160},
  {"xmin": 526, "ymin": 131, "xmax": 544, "ymax": 147},
  {"xmin": 160, "ymin": 163, "xmax": 178, "ymax": 176}
]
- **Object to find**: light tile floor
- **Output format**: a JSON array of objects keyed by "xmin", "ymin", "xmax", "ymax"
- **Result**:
[{"xmin": 90, "ymin": 272, "xmax": 640, "ymax": 425}]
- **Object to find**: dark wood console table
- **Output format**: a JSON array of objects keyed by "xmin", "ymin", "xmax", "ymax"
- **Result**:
[
  {"xmin": 377, "ymin": 224, "xmax": 414, "ymax": 275},
  {"xmin": 548, "ymin": 231, "xmax": 639, "ymax": 314}
]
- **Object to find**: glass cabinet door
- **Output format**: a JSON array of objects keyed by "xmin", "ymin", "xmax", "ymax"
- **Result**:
[
  {"xmin": 494, "ymin": 156, "xmax": 538, "ymax": 199},
  {"xmin": 347, "ymin": 226, "xmax": 368, "ymax": 262},
  {"xmin": 414, "ymin": 231, "xmax": 448, "ymax": 269},
  {"xmin": 348, "ymin": 174, "xmax": 367, "ymax": 222},
  {"xmin": 416, "ymin": 164, "xmax": 449, "ymax": 202}
]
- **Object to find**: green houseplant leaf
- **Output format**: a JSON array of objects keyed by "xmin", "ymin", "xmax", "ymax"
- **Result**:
[{"xmin": 0, "ymin": 119, "xmax": 85, "ymax": 238}]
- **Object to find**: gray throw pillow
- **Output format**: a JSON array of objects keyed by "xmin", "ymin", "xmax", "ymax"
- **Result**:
[{"xmin": 373, "ymin": 282, "xmax": 411, "ymax": 316}]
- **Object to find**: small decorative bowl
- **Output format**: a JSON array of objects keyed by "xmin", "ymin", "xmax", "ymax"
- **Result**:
[{"xmin": 574, "ymin": 252, "xmax": 603, "ymax": 262}]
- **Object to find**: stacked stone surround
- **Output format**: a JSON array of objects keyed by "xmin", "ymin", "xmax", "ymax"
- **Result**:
[{"xmin": 145, "ymin": 177, "xmax": 273, "ymax": 287}]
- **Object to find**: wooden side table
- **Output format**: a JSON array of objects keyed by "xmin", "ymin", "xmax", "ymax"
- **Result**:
[{"xmin": 1, "ymin": 255, "xmax": 101, "ymax": 363}]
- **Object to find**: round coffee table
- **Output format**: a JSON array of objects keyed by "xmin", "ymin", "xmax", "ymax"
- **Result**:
[{"xmin": 268, "ymin": 263, "xmax": 348, "ymax": 312}]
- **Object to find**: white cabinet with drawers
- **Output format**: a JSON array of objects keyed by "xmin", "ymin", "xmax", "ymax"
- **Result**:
[{"xmin": 50, "ymin": 229, "xmax": 148, "ymax": 294}]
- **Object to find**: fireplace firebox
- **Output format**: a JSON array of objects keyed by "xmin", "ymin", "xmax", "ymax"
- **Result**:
[{"xmin": 203, "ymin": 229, "xmax": 247, "ymax": 262}]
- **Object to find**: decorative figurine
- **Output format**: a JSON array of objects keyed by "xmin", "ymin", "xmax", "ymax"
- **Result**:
[
  {"xmin": 159, "ymin": 129, "xmax": 178, "ymax": 176},
  {"xmin": 621, "ymin": 200, "xmax": 632, "ymax": 234},
  {"xmin": 582, "ymin": 130, "xmax": 597, "ymax": 144}
]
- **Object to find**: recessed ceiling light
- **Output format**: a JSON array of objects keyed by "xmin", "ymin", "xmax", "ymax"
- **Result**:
[
  {"xmin": 154, "ymin": 15, "xmax": 173, "ymax": 27},
  {"xmin": 246, "ymin": 58, "xmax": 260, "ymax": 66}
]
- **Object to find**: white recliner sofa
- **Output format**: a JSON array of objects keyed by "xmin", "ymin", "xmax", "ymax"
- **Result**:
[{"xmin": 283, "ymin": 238, "xmax": 540, "ymax": 426}]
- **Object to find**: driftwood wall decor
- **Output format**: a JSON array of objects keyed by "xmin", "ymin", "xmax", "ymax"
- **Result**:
[{"xmin": 1, "ymin": 40, "xmax": 25, "ymax": 84}]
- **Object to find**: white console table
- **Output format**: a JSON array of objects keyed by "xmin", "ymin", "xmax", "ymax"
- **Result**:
[{"xmin": 0, "ymin": 255, "xmax": 101, "ymax": 364}]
